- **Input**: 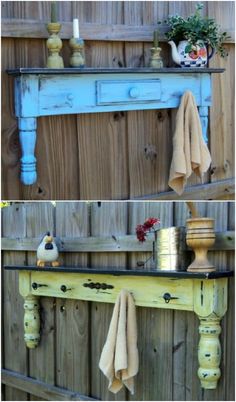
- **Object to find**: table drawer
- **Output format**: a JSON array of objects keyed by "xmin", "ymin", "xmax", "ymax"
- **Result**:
[
  {"xmin": 30, "ymin": 272, "xmax": 193, "ymax": 310},
  {"xmin": 96, "ymin": 79, "xmax": 161, "ymax": 105}
]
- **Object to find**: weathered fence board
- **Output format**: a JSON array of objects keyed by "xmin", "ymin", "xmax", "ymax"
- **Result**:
[
  {"xmin": 1, "ymin": 369, "xmax": 97, "ymax": 401},
  {"xmin": 2, "ymin": 204, "xmax": 28, "ymax": 401},
  {"xmin": 90, "ymin": 202, "xmax": 128, "ymax": 401},
  {"xmin": 54, "ymin": 203, "xmax": 90, "ymax": 395},
  {"xmin": 2, "ymin": 1, "xmax": 234, "ymax": 200},
  {"xmin": 128, "ymin": 202, "xmax": 174, "ymax": 401},
  {"xmin": 25, "ymin": 203, "xmax": 55, "ymax": 401}
]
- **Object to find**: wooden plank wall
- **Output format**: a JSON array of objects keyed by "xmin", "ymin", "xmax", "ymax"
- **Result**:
[
  {"xmin": 1, "ymin": 1, "xmax": 235, "ymax": 200},
  {"xmin": 1, "ymin": 201, "xmax": 235, "ymax": 401}
]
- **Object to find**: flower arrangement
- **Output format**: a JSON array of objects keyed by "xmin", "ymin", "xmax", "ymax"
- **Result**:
[
  {"xmin": 161, "ymin": 3, "xmax": 230, "ymax": 57},
  {"xmin": 136, "ymin": 217, "xmax": 160, "ymax": 242}
]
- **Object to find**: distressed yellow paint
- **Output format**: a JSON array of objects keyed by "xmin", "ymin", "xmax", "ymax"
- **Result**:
[
  {"xmin": 18, "ymin": 270, "xmax": 229, "ymax": 390},
  {"xmin": 193, "ymin": 278, "xmax": 228, "ymax": 317},
  {"xmin": 23, "ymin": 294, "xmax": 40, "ymax": 348},
  {"xmin": 19, "ymin": 271, "xmax": 32, "ymax": 297},
  {"xmin": 198, "ymin": 316, "xmax": 222, "ymax": 389},
  {"xmin": 29, "ymin": 271, "xmax": 194, "ymax": 310}
]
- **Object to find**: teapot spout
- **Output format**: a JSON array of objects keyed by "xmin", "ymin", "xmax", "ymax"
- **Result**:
[{"xmin": 168, "ymin": 40, "xmax": 181, "ymax": 66}]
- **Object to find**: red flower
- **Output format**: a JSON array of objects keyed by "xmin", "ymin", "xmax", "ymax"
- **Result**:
[
  {"xmin": 135, "ymin": 224, "xmax": 147, "ymax": 242},
  {"xmin": 143, "ymin": 217, "xmax": 160, "ymax": 230},
  {"xmin": 136, "ymin": 217, "xmax": 160, "ymax": 242}
]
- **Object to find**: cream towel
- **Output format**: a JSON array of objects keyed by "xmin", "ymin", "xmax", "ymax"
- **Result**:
[
  {"xmin": 168, "ymin": 91, "xmax": 212, "ymax": 195},
  {"xmin": 99, "ymin": 289, "xmax": 138, "ymax": 394}
]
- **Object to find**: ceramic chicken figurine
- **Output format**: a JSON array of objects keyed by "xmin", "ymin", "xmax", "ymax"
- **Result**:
[{"xmin": 37, "ymin": 232, "xmax": 59, "ymax": 267}]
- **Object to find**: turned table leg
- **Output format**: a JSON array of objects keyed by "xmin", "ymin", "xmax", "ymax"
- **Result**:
[
  {"xmin": 199, "ymin": 106, "xmax": 209, "ymax": 144},
  {"xmin": 197, "ymin": 315, "xmax": 222, "ymax": 389},
  {"xmin": 23, "ymin": 295, "xmax": 40, "ymax": 348},
  {"xmin": 19, "ymin": 117, "xmax": 37, "ymax": 185}
]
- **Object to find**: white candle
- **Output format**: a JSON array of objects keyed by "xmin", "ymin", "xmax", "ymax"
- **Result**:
[{"xmin": 73, "ymin": 18, "xmax": 79, "ymax": 38}]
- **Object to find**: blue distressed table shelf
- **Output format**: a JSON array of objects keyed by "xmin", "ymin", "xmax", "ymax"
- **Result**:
[{"xmin": 7, "ymin": 67, "xmax": 224, "ymax": 185}]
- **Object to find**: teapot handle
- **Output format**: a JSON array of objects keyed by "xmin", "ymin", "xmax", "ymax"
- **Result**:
[{"xmin": 207, "ymin": 45, "xmax": 215, "ymax": 60}]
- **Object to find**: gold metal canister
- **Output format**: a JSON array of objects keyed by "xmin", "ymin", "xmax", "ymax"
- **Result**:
[{"xmin": 156, "ymin": 227, "xmax": 186, "ymax": 270}]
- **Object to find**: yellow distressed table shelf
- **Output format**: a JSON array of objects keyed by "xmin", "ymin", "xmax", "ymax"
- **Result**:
[{"xmin": 4, "ymin": 266, "xmax": 233, "ymax": 390}]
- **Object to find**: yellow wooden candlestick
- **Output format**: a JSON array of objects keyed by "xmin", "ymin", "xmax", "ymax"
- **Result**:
[
  {"xmin": 23, "ymin": 295, "xmax": 40, "ymax": 348},
  {"xmin": 46, "ymin": 22, "xmax": 64, "ymax": 68},
  {"xmin": 69, "ymin": 37, "xmax": 85, "ymax": 67},
  {"xmin": 149, "ymin": 47, "xmax": 164, "ymax": 68}
]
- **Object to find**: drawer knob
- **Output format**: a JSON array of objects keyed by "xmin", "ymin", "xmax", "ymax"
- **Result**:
[
  {"xmin": 67, "ymin": 94, "xmax": 74, "ymax": 101},
  {"xmin": 163, "ymin": 292, "xmax": 179, "ymax": 303},
  {"xmin": 32, "ymin": 282, "xmax": 48, "ymax": 290},
  {"xmin": 129, "ymin": 87, "xmax": 140, "ymax": 98},
  {"xmin": 60, "ymin": 285, "xmax": 72, "ymax": 292}
]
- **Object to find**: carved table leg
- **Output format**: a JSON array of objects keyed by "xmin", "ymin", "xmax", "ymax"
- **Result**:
[
  {"xmin": 23, "ymin": 295, "xmax": 40, "ymax": 348},
  {"xmin": 19, "ymin": 117, "xmax": 37, "ymax": 185},
  {"xmin": 199, "ymin": 106, "xmax": 208, "ymax": 144},
  {"xmin": 197, "ymin": 315, "xmax": 222, "ymax": 389}
]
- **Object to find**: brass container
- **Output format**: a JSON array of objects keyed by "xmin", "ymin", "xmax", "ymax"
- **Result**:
[
  {"xmin": 156, "ymin": 227, "xmax": 185, "ymax": 270},
  {"xmin": 186, "ymin": 218, "xmax": 216, "ymax": 272}
]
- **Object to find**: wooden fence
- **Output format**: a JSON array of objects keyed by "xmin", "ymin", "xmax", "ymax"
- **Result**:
[
  {"xmin": 2, "ymin": 201, "xmax": 235, "ymax": 401},
  {"xmin": 1, "ymin": 1, "xmax": 235, "ymax": 200}
]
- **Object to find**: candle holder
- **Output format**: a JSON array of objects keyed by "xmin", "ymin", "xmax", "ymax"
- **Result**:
[
  {"xmin": 149, "ymin": 46, "xmax": 164, "ymax": 68},
  {"xmin": 69, "ymin": 38, "xmax": 85, "ymax": 68},
  {"xmin": 186, "ymin": 218, "xmax": 216, "ymax": 273},
  {"xmin": 46, "ymin": 22, "xmax": 64, "ymax": 68}
]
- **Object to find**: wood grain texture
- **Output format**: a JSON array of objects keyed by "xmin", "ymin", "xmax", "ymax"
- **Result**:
[
  {"xmin": 134, "ymin": 178, "xmax": 235, "ymax": 200},
  {"xmin": 173, "ymin": 202, "xmax": 208, "ymax": 401},
  {"xmin": 2, "ymin": 369, "xmax": 97, "ymax": 401},
  {"xmin": 55, "ymin": 203, "xmax": 90, "ymax": 395},
  {"xmin": 1, "ymin": 39, "xmax": 22, "ymax": 200},
  {"xmin": 25, "ymin": 203, "xmax": 55, "ymax": 401},
  {"xmin": 128, "ymin": 202, "xmax": 173, "ymax": 401},
  {"xmin": 202, "ymin": 203, "xmax": 228, "ymax": 401},
  {"xmin": 2, "ymin": 230, "xmax": 234, "ymax": 252},
  {"xmin": 209, "ymin": 45, "xmax": 235, "ymax": 184},
  {"xmin": 2, "ymin": 204, "xmax": 28, "ymax": 401},
  {"xmin": 90, "ymin": 202, "xmax": 128, "ymax": 401}
]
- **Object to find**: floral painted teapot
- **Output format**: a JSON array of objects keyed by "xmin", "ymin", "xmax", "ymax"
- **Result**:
[{"xmin": 168, "ymin": 40, "xmax": 214, "ymax": 67}]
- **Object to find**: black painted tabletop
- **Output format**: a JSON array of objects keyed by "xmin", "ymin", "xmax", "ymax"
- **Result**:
[
  {"xmin": 7, "ymin": 67, "xmax": 225, "ymax": 75},
  {"xmin": 4, "ymin": 265, "xmax": 234, "ymax": 279}
]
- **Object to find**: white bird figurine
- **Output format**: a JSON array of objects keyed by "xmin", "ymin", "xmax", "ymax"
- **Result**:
[{"xmin": 37, "ymin": 232, "xmax": 59, "ymax": 267}]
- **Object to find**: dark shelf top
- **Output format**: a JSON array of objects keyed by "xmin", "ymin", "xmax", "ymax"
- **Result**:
[
  {"xmin": 7, "ymin": 67, "xmax": 225, "ymax": 76},
  {"xmin": 4, "ymin": 266, "xmax": 234, "ymax": 279}
]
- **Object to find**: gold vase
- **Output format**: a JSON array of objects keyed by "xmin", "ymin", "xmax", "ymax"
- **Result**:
[{"xmin": 186, "ymin": 218, "xmax": 216, "ymax": 272}]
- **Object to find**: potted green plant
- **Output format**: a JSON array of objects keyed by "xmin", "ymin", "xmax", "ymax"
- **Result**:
[{"xmin": 161, "ymin": 3, "xmax": 230, "ymax": 67}]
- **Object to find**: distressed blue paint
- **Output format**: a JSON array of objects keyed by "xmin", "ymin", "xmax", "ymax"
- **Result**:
[
  {"xmin": 10, "ymin": 70, "xmax": 216, "ymax": 185},
  {"xmin": 19, "ymin": 117, "xmax": 37, "ymax": 185},
  {"xmin": 96, "ymin": 79, "xmax": 162, "ymax": 105},
  {"xmin": 199, "ymin": 106, "xmax": 209, "ymax": 144}
]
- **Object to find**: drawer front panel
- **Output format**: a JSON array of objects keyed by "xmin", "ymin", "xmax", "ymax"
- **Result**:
[
  {"xmin": 30, "ymin": 272, "xmax": 194, "ymax": 311},
  {"xmin": 96, "ymin": 79, "xmax": 161, "ymax": 105}
]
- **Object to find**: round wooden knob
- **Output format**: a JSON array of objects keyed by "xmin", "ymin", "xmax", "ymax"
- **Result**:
[{"xmin": 129, "ymin": 87, "xmax": 140, "ymax": 98}]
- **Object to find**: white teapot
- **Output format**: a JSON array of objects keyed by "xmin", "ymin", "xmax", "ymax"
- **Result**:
[{"xmin": 168, "ymin": 40, "xmax": 214, "ymax": 67}]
